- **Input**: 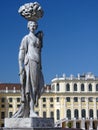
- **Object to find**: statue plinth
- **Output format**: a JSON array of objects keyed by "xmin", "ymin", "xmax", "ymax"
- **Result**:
[{"xmin": 5, "ymin": 117, "xmax": 54, "ymax": 128}]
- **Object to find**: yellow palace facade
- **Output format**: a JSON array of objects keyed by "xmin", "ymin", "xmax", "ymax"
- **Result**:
[{"xmin": 0, "ymin": 72, "xmax": 98, "ymax": 129}]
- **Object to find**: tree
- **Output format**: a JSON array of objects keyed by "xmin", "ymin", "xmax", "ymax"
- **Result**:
[{"xmin": 67, "ymin": 121, "xmax": 73, "ymax": 128}]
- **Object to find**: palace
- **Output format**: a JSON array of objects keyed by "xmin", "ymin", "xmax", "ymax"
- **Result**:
[{"xmin": 0, "ymin": 72, "xmax": 98, "ymax": 129}]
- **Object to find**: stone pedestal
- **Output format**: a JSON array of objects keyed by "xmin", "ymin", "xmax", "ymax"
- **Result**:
[{"xmin": 5, "ymin": 118, "xmax": 54, "ymax": 128}]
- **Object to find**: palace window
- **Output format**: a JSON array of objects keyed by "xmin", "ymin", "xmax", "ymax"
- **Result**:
[
  {"xmin": 76, "ymin": 122, "xmax": 80, "ymax": 128},
  {"xmin": 96, "ymin": 84, "xmax": 98, "ymax": 91},
  {"xmin": 50, "ymin": 97, "xmax": 53, "ymax": 102},
  {"xmin": 81, "ymin": 109, "xmax": 86, "ymax": 118},
  {"xmin": 43, "ymin": 104, "xmax": 46, "ymax": 108},
  {"xmin": 74, "ymin": 97, "xmax": 78, "ymax": 102},
  {"xmin": 9, "ymin": 104, "xmax": 13, "ymax": 108},
  {"xmin": 50, "ymin": 104, "xmax": 53, "ymax": 108},
  {"xmin": 1, "ymin": 97, "xmax": 5, "ymax": 103},
  {"xmin": 56, "ymin": 83, "xmax": 60, "ymax": 91},
  {"xmin": 17, "ymin": 104, "xmax": 20, "ymax": 108},
  {"xmin": 1, "ymin": 112, "xmax": 5, "ymax": 119},
  {"xmin": 89, "ymin": 109, "xmax": 93, "ymax": 118},
  {"xmin": 57, "ymin": 109, "xmax": 60, "ymax": 120},
  {"xmin": 9, "ymin": 112, "xmax": 13, "ymax": 118},
  {"xmin": 17, "ymin": 98, "xmax": 21, "ymax": 102},
  {"xmin": 96, "ymin": 97, "xmax": 98, "ymax": 102},
  {"xmin": 43, "ymin": 111, "xmax": 46, "ymax": 118},
  {"xmin": 89, "ymin": 97, "xmax": 93, "ymax": 102},
  {"xmin": 66, "ymin": 83, "xmax": 70, "ymax": 91},
  {"xmin": 9, "ymin": 98, "xmax": 12, "ymax": 102},
  {"xmin": 74, "ymin": 109, "xmax": 79, "ymax": 119},
  {"xmin": 81, "ymin": 84, "xmax": 84, "ymax": 91},
  {"xmin": 67, "ymin": 109, "xmax": 71, "ymax": 119},
  {"xmin": 81, "ymin": 97, "xmax": 85, "ymax": 102},
  {"xmin": 57, "ymin": 97, "xmax": 59, "ymax": 102},
  {"xmin": 74, "ymin": 83, "xmax": 77, "ymax": 91},
  {"xmin": 43, "ymin": 97, "xmax": 46, "ymax": 102},
  {"xmin": 1, "ymin": 104, "xmax": 5, "ymax": 108},
  {"xmin": 50, "ymin": 111, "xmax": 54, "ymax": 118},
  {"xmin": 88, "ymin": 84, "xmax": 92, "ymax": 91},
  {"xmin": 66, "ymin": 97, "xmax": 70, "ymax": 102}
]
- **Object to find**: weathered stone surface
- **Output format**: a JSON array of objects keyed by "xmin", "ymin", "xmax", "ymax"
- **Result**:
[
  {"xmin": 5, "ymin": 118, "xmax": 54, "ymax": 128},
  {"xmin": 2, "ymin": 128, "xmax": 83, "ymax": 130},
  {"xmin": 18, "ymin": 2, "xmax": 44, "ymax": 21}
]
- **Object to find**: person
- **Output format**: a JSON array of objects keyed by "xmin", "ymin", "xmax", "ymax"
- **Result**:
[{"xmin": 12, "ymin": 21, "xmax": 44, "ymax": 118}]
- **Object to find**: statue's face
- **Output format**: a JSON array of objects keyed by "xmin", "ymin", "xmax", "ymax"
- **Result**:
[{"xmin": 28, "ymin": 21, "xmax": 38, "ymax": 32}]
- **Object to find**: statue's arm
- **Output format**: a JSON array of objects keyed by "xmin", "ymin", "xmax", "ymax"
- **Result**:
[
  {"xmin": 36, "ymin": 31, "xmax": 43, "ymax": 70},
  {"xmin": 18, "ymin": 37, "xmax": 26, "ymax": 75},
  {"xmin": 35, "ymin": 31, "xmax": 43, "ymax": 48}
]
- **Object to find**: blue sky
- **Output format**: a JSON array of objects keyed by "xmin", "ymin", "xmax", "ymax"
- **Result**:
[{"xmin": 0, "ymin": 0, "xmax": 98, "ymax": 84}]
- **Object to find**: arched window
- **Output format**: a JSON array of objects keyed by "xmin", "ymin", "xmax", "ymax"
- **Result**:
[
  {"xmin": 67, "ymin": 109, "xmax": 71, "ymax": 119},
  {"xmin": 96, "ymin": 84, "xmax": 98, "ymax": 91},
  {"xmin": 81, "ymin": 84, "xmax": 84, "ymax": 91},
  {"xmin": 74, "ymin": 109, "xmax": 79, "ymax": 119},
  {"xmin": 56, "ymin": 83, "xmax": 59, "ymax": 91},
  {"xmin": 66, "ymin": 83, "xmax": 70, "ymax": 91},
  {"xmin": 89, "ymin": 109, "xmax": 93, "ymax": 118},
  {"xmin": 81, "ymin": 109, "xmax": 86, "ymax": 118},
  {"xmin": 88, "ymin": 84, "xmax": 92, "ymax": 91},
  {"xmin": 74, "ymin": 83, "xmax": 77, "ymax": 91},
  {"xmin": 57, "ymin": 109, "xmax": 60, "ymax": 120}
]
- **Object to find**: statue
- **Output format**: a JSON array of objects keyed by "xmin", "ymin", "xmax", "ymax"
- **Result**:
[{"xmin": 12, "ymin": 2, "xmax": 44, "ymax": 118}]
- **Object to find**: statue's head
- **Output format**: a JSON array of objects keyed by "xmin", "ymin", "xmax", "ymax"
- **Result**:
[{"xmin": 27, "ymin": 21, "xmax": 38, "ymax": 32}]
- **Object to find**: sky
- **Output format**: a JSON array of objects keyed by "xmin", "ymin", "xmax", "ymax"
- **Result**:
[{"xmin": 0, "ymin": 0, "xmax": 98, "ymax": 84}]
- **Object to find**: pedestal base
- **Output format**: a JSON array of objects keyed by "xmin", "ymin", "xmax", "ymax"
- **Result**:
[
  {"xmin": 3, "ymin": 128, "xmax": 62, "ymax": 130},
  {"xmin": 5, "ymin": 118, "xmax": 54, "ymax": 128}
]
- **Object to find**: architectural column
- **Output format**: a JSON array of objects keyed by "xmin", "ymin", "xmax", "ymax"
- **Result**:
[
  {"xmin": 94, "ymin": 97, "xmax": 97, "ymax": 119},
  {"xmin": 79, "ymin": 97, "xmax": 81, "ymax": 119},
  {"xmin": 39, "ymin": 98, "xmax": 43, "ymax": 117},
  {"xmin": 60, "ymin": 96, "xmax": 64, "ymax": 119},
  {"xmin": 66, "ymin": 118, "xmax": 68, "ymax": 128},
  {"xmin": 77, "ymin": 82, "xmax": 80, "ymax": 93},
  {"xmin": 64, "ymin": 96, "xmax": 66, "ymax": 119},
  {"xmin": 86, "ymin": 97, "xmax": 89, "ymax": 119},
  {"xmin": 12, "ymin": 97, "xmax": 17, "ymax": 115},
  {"xmin": 73, "ymin": 118, "xmax": 76, "ymax": 128},
  {"xmin": 85, "ymin": 82, "xmax": 88, "ymax": 92},
  {"xmin": 70, "ymin": 82, "xmax": 73, "ymax": 92},
  {"xmin": 46, "ymin": 97, "xmax": 50, "ymax": 117},
  {"xmin": 89, "ymin": 118, "xmax": 93, "ymax": 130},
  {"xmin": 81, "ymin": 118, "xmax": 85, "ymax": 130},
  {"xmin": 71, "ymin": 97, "xmax": 74, "ymax": 119}
]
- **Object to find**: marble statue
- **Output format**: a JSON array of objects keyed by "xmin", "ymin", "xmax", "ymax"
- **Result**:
[{"xmin": 12, "ymin": 2, "xmax": 44, "ymax": 118}]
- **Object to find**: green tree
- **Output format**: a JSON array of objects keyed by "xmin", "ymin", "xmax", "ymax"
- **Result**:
[{"xmin": 67, "ymin": 121, "xmax": 73, "ymax": 128}]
